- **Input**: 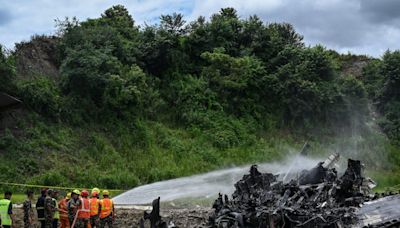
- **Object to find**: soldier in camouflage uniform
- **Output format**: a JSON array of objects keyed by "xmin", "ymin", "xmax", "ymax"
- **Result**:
[
  {"xmin": 23, "ymin": 190, "xmax": 34, "ymax": 228},
  {"xmin": 68, "ymin": 190, "xmax": 81, "ymax": 226},
  {"xmin": 44, "ymin": 189, "xmax": 55, "ymax": 228}
]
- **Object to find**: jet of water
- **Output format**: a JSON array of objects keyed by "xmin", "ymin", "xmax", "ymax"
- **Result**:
[{"xmin": 113, "ymin": 155, "xmax": 322, "ymax": 205}]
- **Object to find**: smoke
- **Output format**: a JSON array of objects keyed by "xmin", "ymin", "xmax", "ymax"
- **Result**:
[
  {"xmin": 113, "ymin": 154, "xmax": 323, "ymax": 205},
  {"xmin": 328, "ymin": 101, "xmax": 390, "ymax": 170}
]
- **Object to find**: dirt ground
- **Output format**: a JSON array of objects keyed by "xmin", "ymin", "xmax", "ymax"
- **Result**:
[{"xmin": 12, "ymin": 207, "xmax": 211, "ymax": 227}]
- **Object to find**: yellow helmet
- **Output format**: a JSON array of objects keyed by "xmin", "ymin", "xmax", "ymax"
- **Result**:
[
  {"xmin": 66, "ymin": 192, "xmax": 72, "ymax": 200},
  {"xmin": 92, "ymin": 187, "xmax": 100, "ymax": 194},
  {"xmin": 102, "ymin": 190, "xmax": 110, "ymax": 196},
  {"xmin": 72, "ymin": 189, "xmax": 81, "ymax": 195}
]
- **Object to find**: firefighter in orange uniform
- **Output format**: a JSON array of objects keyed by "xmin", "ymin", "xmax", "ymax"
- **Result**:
[
  {"xmin": 59, "ymin": 193, "xmax": 71, "ymax": 228},
  {"xmin": 76, "ymin": 190, "xmax": 91, "ymax": 228},
  {"xmin": 90, "ymin": 190, "xmax": 101, "ymax": 227},
  {"xmin": 99, "ymin": 190, "xmax": 114, "ymax": 228}
]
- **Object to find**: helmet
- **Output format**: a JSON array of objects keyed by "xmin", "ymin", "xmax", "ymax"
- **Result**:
[
  {"xmin": 66, "ymin": 192, "xmax": 72, "ymax": 200},
  {"xmin": 102, "ymin": 190, "xmax": 110, "ymax": 196},
  {"xmin": 81, "ymin": 190, "xmax": 89, "ymax": 197},
  {"xmin": 72, "ymin": 189, "xmax": 81, "ymax": 195},
  {"xmin": 92, "ymin": 187, "xmax": 100, "ymax": 194}
]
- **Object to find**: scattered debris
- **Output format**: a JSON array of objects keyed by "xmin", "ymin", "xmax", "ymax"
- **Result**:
[
  {"xmin": 140, "ymin": 197, "xmax": 177, "ymax": 228},
  {"xmin": 209, "ymin": 156, "xmax": 400, "ymax": 228}
]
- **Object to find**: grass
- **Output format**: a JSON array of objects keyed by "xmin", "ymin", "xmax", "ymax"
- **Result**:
[
  {"xmin": 1, "ymin": 112, "xmax": 400, "ymax": 196},
  {"xmin": 0, "ymin": 194, "xmax": 26, "ymax": 204},
  {"xmin": 0, "ymin": 115, "xmax": 297, "ymax": 193},
  {"xmin": 367, "ymin": 170, "xmax": 400, "ymax": 193}
]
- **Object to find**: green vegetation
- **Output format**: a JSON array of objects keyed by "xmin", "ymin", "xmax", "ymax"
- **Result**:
[
  {"xmin": 0, "ymin": 194, "xmax": 26, "ymax": 204},
  {"xmin": 0, "ymin": 5, "xmax": 399, "ymax": 192},
  {"xmin": 362, "ymin": 51, "xmax": 400, "ymax": 145}
]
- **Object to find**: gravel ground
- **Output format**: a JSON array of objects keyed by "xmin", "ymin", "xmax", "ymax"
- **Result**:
[{"xmin": 12, "ymin": 206, "xmax": 211, "ymax": 227}]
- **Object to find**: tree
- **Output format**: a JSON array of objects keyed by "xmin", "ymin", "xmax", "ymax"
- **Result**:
[
  {"xmin": 101, "ymin": 5, "xmax": 138, "ymax": 39},
  {"xmin": 370, "ymin": 51, "xmax": 400, "ymax": 142},
  {"xmin": 0, "ymin": 45, "xmax": 15, "ymax": 93},
  {"xmin": 208, "ymin": 8, "xmax": 243, "ymax": 56},
  {"xmin": 270, "ymin": 46, "xmax": 344, "ymax": 128},
  {"xmin": 240, "ymin": 15, "xmax": 271, "ymax": 60},
  {"xmin": 103, "ymin": 65, "xmax": 158, "ymax": 118},
  {"xmin": 61, "ymin": 42, "xmax": 123, "ymax": 106},
  {"xmin": 160, "ymin": 13, "xmax": 186, "ymax": 35},
  {"xmin": 137, "ymin": 14, "xmax": 188, "ymax": 77},
  {"xmin": 200, "ymin": 48, "xmax": 266, "ymax": 117}
]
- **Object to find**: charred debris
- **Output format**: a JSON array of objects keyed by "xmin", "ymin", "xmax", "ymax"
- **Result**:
[
  {"xmin": 139, "ymin": 153, "xmax": 400, "ymax": 228},
  {"xmin": 209, "ymin": 154, "xmax": 399, "ymax": 228}
]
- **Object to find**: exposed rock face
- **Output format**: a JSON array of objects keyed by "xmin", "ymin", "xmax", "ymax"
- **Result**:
[
  {"xmin": 339, "ymin": 55, "xmax": 371, "ymax": 78},
  {"xmin": 14, "ymin": 35, "xmax": 61, "ymax": 80}
]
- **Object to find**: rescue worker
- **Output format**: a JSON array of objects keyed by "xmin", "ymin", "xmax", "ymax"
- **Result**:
[
  {"xmin": 52, "ymin": 191, "xmax": 60, "ymax": 228},
  {"xmin": 36, "ymin": 189, "xmax": 47, "ymax": 228},
  {"xmin": 67, "ymin": 190, "xmax": 81, "ymax": 226},
  {"xmin": 91, "ymin": 188, "xmax": 100, "ymax": 195},
  {"xmin": 59, "ymin": 193, "xmax": 71, "ymax": 228},
  {"xmin": 23, "ymin": 190, "xmax": 34, "ymax": 228},
  {"xmin": 0, "ymin": 191, "xmax": 15, "ymax": 228},
  {"xmin": 44, "ymin": 189, "xmax": 55, "ymax": 228},
  {"xmin": 76, "ymin": 190, "xmax": 91, "ymax": 228},
  {"xmin": 90, "ymin": 191, "xmax": 100, "ymax": 227},
  {"xmin": 99, "ymin": 190, "xmax": 114, "ymax": 228}
]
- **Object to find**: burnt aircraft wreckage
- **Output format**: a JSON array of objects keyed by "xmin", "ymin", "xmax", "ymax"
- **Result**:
[
  {"xmin": 140, "ymin": 153, "xmax": 400, "ymax": 228},
  {"xmin": 209, "ymin": 154, "xmax": 400, "ymax": 228}
]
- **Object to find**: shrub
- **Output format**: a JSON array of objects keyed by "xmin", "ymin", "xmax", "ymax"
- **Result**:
[{"xmin": 17, "ymin": 77, "xmax": 61, "ymax": 118}]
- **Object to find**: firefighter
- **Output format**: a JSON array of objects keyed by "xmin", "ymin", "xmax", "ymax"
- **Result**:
[
  {"xmin": 90, "ymin": 191, "xmax": 100, "ymax": 227},
  {"xmin": 59, "ymin": 193, "xmax": 71, "ymax": 228},
  {"xmin": 76, "ymin": 190, "xmax": 90, "ymax": 228},
  {"xmin": 99, "ymin": 190, "xmax": 114, "ymax": 228},
  {"xmin": 36, "ymin": 189, "xmax": 47, "ymax": 228}
]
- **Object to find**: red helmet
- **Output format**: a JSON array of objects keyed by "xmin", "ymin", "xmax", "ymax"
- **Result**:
[{"xmin": 81, "ymin": 190, "xmax": 89, "ymax": 197}]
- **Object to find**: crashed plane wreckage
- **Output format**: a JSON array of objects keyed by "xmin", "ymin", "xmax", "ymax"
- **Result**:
[
  {"xmin": 209, "ymin": 155, "xmax": 400, "ymax": 228},
  {"xmin": 139, "ymin": 154, "xmax": 399, "ymax": 228}
]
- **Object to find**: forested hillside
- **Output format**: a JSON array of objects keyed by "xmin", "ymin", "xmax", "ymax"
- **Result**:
[{"xmin": 1, "ymin": 5, "xmax": 399, "ymax": 190}]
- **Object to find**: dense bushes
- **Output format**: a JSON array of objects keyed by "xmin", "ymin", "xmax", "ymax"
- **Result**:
[
  {"xmin": 46, "ymin": 5, "xmax": 371, "ymax": 135},
  {"xmin": 0, "ymin": 45, "xmax": 16, "ymax": 93},
  {"xmin": 17, "ymin": 77, "xmax": 61, "ymax": 119},
  {"xmin": 362, "ymin": 51, "xmax": 400, "ymax": 143}
]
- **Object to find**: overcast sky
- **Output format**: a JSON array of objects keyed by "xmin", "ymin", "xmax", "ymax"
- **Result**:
[{"xmin": 1, "ymin": 0, "xmax": 400, "ymax": 57}]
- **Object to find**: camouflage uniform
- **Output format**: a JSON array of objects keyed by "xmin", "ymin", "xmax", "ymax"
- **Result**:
[
  {"xmin": 76, "ymin": 218, "xmax": 90, "ymax": 228},
  {"xmin": 23, "ymin": 199, "xmax": 34, "ymax": 228},
  {"xmin": 44, "ymin": 196, "xmax": 55, "ymax": 228},
  {"xmin": 90, "ymin": 214, "xmax": 100, "ymax": 227},
  {"xmin": 67, "ymin": 198, "xmax": 81, "ymax": 225},
  {"xmin": 100, "ymin": 215, "xmax": 113, "ymax": 228}
]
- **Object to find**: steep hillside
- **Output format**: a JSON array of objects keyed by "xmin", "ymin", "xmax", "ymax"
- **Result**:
[{"xmin": 1, "ymin": 5, "xmax": 399, "ymax": 192}]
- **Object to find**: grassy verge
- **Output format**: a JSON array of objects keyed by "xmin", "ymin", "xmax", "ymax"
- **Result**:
[
  {"xmin": 0, "ymin": 194, "xmax": 26, "ymax": 204},
  {"xmin": 368, "ymin": 171, "xmax": 400, "ymax": 193},
  {"xmin": 1, "ymin": 112, "xmax": 400, "ymax": 195},
  {"xmin": 0, "ymin": 114, "xmax": 298, "ymax": 193}
]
